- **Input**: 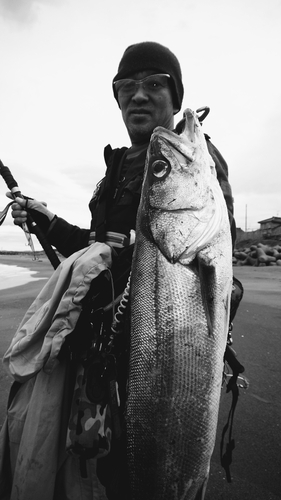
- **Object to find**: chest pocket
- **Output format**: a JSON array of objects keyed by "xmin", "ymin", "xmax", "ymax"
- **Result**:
[{"xmin": 117, "ymin": 174, "xmax": 143, "ymax": 206}]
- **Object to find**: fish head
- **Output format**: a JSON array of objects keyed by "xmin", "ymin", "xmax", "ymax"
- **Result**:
[{"xmin": 140, "ymin": 108, "xmax": 221, "ymax": 263}]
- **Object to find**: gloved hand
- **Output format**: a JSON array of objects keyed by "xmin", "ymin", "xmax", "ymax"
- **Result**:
[{"xmin": 6, "ymin": 192, "xmax": 56, "ymax": 233}]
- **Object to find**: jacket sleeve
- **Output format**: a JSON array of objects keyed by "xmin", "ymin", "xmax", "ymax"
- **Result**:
[
  {"xmin": 46, "ymin": 217, "xmax": 91, "ymax": 257},
  {"xmin": 206, "ymin": 136, "xmax": 236, "ymax": 247}
]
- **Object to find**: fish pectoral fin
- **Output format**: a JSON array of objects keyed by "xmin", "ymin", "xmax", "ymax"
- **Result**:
[
  {"xmin": 194, "ymin": 474, "xmax": 209, "ymax": 500},
  {"xmin": 198, "ymin": 259, "xmax": 216, "ymax": 337}
]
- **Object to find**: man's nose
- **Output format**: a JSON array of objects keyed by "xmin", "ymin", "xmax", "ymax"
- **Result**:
[{"xmin": 131, "ymin": 83, "xmax": 149, "ymax": 101}]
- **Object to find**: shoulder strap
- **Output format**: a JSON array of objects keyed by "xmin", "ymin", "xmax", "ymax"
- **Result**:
[{"xmin": 95, "ymin": 146, "xmax": 127, "ymax": 242}]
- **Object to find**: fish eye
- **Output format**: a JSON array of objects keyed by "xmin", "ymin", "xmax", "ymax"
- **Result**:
[{"xmin": 151, "ymin": 160, "xmax": 170, "ymax": 179}]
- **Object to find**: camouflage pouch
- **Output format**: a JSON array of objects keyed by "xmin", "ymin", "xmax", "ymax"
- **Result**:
[
  {"xmin": 66, "ymin": 353, "xmax": 115, "ymax": 477},
  {"xmin": 64, "ymin": 268, "xmax": 124, "ymax": 478}
]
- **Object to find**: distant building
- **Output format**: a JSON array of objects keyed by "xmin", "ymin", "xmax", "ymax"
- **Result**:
[
  {"xmin": 258, "ymin": 216, "xmax": 281, "ymax": 239},
  {"xmin": 235, "ymin": 227, "xmax": 262, "ymax": 245}
]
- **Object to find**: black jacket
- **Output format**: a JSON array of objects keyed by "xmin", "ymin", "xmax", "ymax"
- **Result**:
[{"xmin": 47, "ymin": 138, "xmax": 235, "ymax": 257}]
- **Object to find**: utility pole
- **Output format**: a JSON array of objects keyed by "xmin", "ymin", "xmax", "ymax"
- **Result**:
[{"xmin": 245, "ymin": 204, "xmax": 248, "ymax": 232}]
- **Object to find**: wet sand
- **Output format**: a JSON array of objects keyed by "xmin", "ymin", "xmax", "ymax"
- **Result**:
[
  {"xmin": 207, "ymin": 265, "xmax": 281, "ymax": 500},
  {"xmin": 0, "ymin": 254, "xmax": 55, "ymax": 343},
  {"xmin": 0, "ymin": 256, "xmax": 280, "ymax": 498}
]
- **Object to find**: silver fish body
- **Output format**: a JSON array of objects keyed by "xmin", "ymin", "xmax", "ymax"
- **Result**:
[{"xmin": 126, "ymin": 109, "xmax": 233, "ymax": 500}]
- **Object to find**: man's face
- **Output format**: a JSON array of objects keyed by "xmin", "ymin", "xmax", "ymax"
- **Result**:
[{"xmin": 116, "ymin": 71, "xmax": 176, "ymax": 146}]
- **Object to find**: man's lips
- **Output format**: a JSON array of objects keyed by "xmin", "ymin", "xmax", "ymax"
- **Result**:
[{"xmin": 129, "ymin": 108, "xmax": 151, "ymax": 116}]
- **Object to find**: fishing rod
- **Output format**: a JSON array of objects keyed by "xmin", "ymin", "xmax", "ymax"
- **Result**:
[{"xmin": 0, "ymin": 159, "xmax": 60, "ymax": 270}]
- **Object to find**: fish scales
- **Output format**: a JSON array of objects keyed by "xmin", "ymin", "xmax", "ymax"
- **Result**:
[{"xmin": 126, "ymin": 109, "xmax": 233, "ymax": 500}]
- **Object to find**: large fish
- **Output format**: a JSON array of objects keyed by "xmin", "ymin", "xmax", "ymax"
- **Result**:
[{"xmin": 126, "ymin": 109, "xmax": 233, "ymax": 500}]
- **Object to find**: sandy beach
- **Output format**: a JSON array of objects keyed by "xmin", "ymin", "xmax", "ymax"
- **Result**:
[{"xmin": 0, "ymin": 254, "xmax": 280, "ymax": 499}]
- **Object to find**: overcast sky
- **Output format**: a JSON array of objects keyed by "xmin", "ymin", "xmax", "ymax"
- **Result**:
[{"xmin": 0, "ymin": 0, "xmax": 280, "ymax": 251}]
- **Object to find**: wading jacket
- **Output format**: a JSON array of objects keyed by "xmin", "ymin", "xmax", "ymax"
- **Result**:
[{"xmin": 47, "ymin": 137, "xmax": 236, "ymax": 257}]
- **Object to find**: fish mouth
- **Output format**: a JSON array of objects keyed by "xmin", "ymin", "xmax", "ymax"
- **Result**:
[
  {"xmin": 165, "ymin": 135, "xmax": 193, "ymax": 157},
  {"xmin": 152, "ymin": 128, "xmax": 195, "ymax": 164}
]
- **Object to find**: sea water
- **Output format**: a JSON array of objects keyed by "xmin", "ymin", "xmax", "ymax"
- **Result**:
[{"xmin": 0, "ymin": 263, "xmax": 47, "ymax": 291}]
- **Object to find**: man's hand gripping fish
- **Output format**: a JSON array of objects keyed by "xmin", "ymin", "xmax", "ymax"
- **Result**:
[{"xmin": 126, "ymin": 109, "xmax": 233, "ymax": 499}]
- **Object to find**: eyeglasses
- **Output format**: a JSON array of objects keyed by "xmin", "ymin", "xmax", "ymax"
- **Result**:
[{"xmin": 113, "ymin": 73, "xmax": 171, "ymax": 98}]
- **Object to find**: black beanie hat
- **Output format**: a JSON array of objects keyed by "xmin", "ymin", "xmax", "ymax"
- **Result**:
[{"xmin": 113, "ymin": 41, "xmax": 184, "ymax": 112}]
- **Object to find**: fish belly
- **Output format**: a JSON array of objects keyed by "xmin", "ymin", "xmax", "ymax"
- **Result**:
[{"xmin": 127, "ymin": 233, "xmax": 227, "ymax": 500}]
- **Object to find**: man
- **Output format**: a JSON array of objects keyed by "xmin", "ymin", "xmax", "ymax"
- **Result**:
[
  {"xmin": 6, "ymin": 42, "xmax": 236, "ymax": 499},
  {"xmin": 10, "ymin": 41, "xmax": 235, "ymax": 254}
]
